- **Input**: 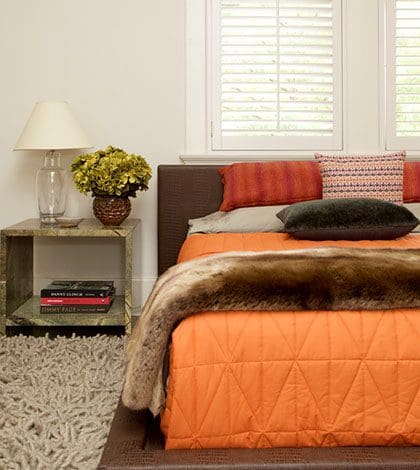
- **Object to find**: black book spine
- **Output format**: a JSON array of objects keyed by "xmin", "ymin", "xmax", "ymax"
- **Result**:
[
  {"xmin": 40, "ymin": 289, "xmax": 113, "ymax": 298},
  {"xmin": 40, "ymin": 304, "xmax": 111, "ymax": 314}
]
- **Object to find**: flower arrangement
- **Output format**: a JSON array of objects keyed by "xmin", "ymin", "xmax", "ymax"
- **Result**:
[{"xmin": 71, "ymin": 146, "xmax": 152, "ymax": 198}]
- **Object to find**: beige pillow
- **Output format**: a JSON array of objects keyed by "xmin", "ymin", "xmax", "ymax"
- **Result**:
[
  {"xmin": 406, "ymin": 203, "xmax": 420, "ymax": 232},
  {"xmin": 188, "ymin": 205, "xmax": 286, "ymax": 235}
]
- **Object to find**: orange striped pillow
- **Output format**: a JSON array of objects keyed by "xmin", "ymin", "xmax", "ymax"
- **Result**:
[
  {"xmin": 404, "ymin": 161, "xmax": 420, "ymax": 202},
  {"xmin": 218, "ymin": 161, "xmax": 322, "ymax": 212}
]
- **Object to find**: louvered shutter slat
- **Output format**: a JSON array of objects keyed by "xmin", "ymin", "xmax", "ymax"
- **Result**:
[
  {"xmin": 393, "ymin": 0, "xmax": 420, "ymax": 138},
  {"xmin": 212, "ymin": 0, "xmax": 342, "ymax": 150}
]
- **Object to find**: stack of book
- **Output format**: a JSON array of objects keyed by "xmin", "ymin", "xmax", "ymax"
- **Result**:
[{"xmin": 40, "ymin": 281, "xmax": 115, "ymax": 314}]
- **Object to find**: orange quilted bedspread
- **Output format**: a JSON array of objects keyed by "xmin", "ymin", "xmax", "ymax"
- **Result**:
[{"xmin": 161, "ymin": 233, "xmax": 420, "ymax": 449}]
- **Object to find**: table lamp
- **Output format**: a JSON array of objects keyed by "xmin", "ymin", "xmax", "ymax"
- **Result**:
[{"xmin": 14, "ymin": 101, "xmax": 92, "ymax": 224}]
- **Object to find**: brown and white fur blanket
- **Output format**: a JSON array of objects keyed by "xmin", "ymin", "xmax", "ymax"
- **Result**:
[{"xmin": 122, "ymin": 247, "xmax": 420, "ymax": 415}]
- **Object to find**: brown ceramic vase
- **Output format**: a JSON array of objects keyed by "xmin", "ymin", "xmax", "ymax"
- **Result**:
[{"xmin": 93, "ymin": 196, "xmax": 131, "ymax": 226}]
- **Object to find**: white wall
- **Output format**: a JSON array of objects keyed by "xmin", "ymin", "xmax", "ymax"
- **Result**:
[
  {"xmin": 345, "ymin": 0, "xmax": 382, "ymax": 154},
  {"xmin": 0, "ymin": 0, "xmax": 186, "ymax": 312}
]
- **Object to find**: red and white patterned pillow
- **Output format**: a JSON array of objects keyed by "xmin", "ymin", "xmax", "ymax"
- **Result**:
[{"xmin": 315, "ymin": 152, "xmax": 406, "ymax": 204}]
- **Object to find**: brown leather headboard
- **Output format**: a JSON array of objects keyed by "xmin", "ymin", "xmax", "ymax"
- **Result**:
[{"xmin": 158, "ymin": 165, "xmax": 224, "ymax": 274}]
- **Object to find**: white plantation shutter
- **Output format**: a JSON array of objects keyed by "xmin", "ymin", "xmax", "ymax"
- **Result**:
[
  {"xmin": 386, "ymin": 0, "xmax": 420, "ymax": 149},
  {"xmin": 210, "ymin": 0, "xmax": 343, "ymax": 150}
]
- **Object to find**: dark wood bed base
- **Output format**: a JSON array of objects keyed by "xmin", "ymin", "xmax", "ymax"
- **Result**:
[{"xmin": 99, "ymin": 164, "xmax": 420, "ymax": 469}]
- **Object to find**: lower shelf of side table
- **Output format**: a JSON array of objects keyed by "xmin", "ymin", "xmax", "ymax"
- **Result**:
[{"xmin": 6, "ymin": 295, "xmax": 125, "ymax": 328}]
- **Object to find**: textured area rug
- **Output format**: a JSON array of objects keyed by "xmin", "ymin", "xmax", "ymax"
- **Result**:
[{"xmin": 0, "ymin": 334, "xmax": 125, "ymax": 469}]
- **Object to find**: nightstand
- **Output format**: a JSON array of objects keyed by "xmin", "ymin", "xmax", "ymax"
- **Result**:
[{"xmin": 0, "ymin": 218, "xmax": 139, "ymax": 336}]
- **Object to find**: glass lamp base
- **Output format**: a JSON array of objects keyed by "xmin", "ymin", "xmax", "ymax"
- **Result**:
[
  {"xmin": 36, "ymin": 151, "xmax": 68, "ymax": 225},
  {"xmin": 40, "ymin": 214, "xmax": 63, "ymax": 225}
]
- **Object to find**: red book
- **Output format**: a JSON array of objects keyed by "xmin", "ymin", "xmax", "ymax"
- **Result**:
[{"xmin": 41, "ymin": 296, "xmax": 113, "ymax": 306}]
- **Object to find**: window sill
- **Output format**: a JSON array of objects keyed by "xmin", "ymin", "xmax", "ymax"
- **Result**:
[
  {"xmin": 180, "ymin": 152, "xmax": 420, "ymax": 165},
  {"xmin": 179, "ymin": 153, "xmax": 315, "ymax": 164}
]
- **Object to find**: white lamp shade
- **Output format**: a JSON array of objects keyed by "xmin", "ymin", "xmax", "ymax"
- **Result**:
[{"xmin": 14, "ymin": 101, "xmax": 91, "ymax": 150}]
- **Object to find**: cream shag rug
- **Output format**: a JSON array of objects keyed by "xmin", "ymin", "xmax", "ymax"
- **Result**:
[{"xmin": 0, "ymin": 334, "xmax": 126, "ymax": 470}]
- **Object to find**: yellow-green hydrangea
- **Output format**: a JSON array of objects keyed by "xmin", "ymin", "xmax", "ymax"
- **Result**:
[{"xmin": 71, "ymin": 146, "xmax": 152, "ymax": 197}]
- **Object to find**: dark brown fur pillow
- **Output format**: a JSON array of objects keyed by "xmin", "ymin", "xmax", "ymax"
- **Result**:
[{"xmin": 277, "ymin": 198, "xmax": 419, "ymax": 240}]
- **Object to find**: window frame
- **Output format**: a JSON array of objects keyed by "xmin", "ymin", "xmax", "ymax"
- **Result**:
[
  {"xmin": 384, "ymin": 0, "xmax": 420, "ymax": 151},
  {"xmin": 208, "ymin": 0, "xmax": 344, "ymax": 152}
]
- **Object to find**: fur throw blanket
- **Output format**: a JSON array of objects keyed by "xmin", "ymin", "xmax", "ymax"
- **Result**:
[{"xmin": 122, "ymin": 247, "xmax": 420, "ymax": 415}]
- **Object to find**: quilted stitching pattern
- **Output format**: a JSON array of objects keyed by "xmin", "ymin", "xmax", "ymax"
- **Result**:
[
  {"xmin": 161, "ymin": 309, "xmax": 420, "ymax": 449},
  {"xmin": 177, "ymin": 233, "xmax": 420, "ymax": 264},
  {"xmin": 162, "ymin": 233, "xmax": 420, "ymax": 449}
]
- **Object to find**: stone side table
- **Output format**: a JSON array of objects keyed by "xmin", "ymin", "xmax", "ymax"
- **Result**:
[{"xmin": 0, "ymin": 218, "xmax": 139, "ymax": 336}]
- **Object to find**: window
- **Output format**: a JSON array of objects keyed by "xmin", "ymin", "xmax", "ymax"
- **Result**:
[
  {"xmin": 385, "ymin": 0, "xmax": 420, "ymax": 150},
  {"xmin": 209, "ymin": 0, "xmax": 343, "ymax": 151}
]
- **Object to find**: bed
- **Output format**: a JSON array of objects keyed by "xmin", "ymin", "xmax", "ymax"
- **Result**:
[{"xmin": 99, "ymin": 164, "xmax": 420, "ymax": 469}]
